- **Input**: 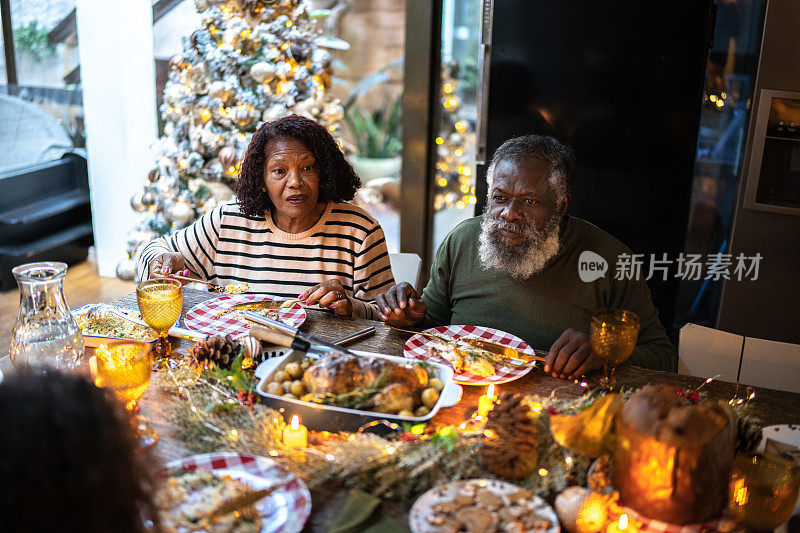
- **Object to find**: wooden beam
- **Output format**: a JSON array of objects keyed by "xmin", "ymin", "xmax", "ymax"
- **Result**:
[
  {"xmin": 400, "ymin": 0, "xmax": 443, "ymax": 275},
  {"xmin": 1, "ymin": 0, "xmax": 17, "ymax": 86}
]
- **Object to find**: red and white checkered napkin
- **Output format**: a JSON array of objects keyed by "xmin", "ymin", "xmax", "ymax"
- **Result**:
[
  {"xmin": 165, "ymin": 451, "xmax": 311, "ymax": 533},
  {"xmin": 184, "ymin": 294, "xmax": 306, "ymax": 337},
  {"xmin": 621, "ymin": 507, "xmax": 734, "ymax": 533},
  {"xmin": 403, "ymin": 325, "xmax": 536, "ymax": 385}
]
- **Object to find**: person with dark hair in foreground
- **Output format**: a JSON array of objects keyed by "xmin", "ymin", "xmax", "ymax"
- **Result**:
[
  {"xmin": 137, "ymin": 114, "xmax": 394, "ymax": 319},
  {"xmin": 0, "ymin": 371, "xmax": 160, "ymax": 532},
  {"xmin": 377, "ymin": 135, "xmax": 676, "ymax": 378}
]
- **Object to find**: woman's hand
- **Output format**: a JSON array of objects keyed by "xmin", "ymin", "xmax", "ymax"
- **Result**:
[
  {"xmin": 300, "ymin": 280, "xmax": 352, "ymax": 317},
  {"xmin": 148, "ymin": 253, "xmax": 190, "ymax": 281}
]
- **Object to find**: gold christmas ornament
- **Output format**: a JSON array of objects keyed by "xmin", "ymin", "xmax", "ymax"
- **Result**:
[
  {"xmin": 169, "ymin": 54, "xmax": 188, "ymax": 70},
  {"xmin": 233, "ymin": 105, "xmax": 252, "ymax": 127},
  {"xmin": 141, "ymin": 190, "xmax": 157, "ymax": 208},
  {"xmin": 218, "ymin": 146, "xmax": 238, "ymax": 168},
  {"xmin": 170, "ymin": 200, "xmax": 195, "ymax": 226},
  {"xmin": 249, "ymin": 62, "xmax": 276, "ymax": 84},
  {"xmin": 207, "ymin": 81, "xmax": 230, "ymax": 102},
  {"xmin": 130, "ymin": 192, "xmax": 146, "ymax": 213}
]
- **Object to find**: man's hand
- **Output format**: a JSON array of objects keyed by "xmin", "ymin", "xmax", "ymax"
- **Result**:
[
  {"xmin": 376, "ymin": 282, "xmax": 426, "ymax": 327},
  {"xmin": 300, "ymin": 279, "xmax": 352, "ymax": 317},
  {"xmin": 149, "ymin": 253, "xmax": 189, "ymax": 280},
  {"xmin": 544, "ymin": 328, "xmax": 601, "ymax": 379}
]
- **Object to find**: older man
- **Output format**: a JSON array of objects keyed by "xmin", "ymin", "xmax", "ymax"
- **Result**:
[{"xmin": 377, "ymin": 135, "xmax": 676, "ymax": 378}]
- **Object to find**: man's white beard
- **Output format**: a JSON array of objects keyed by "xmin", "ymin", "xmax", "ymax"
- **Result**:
[{"xmin": 478, "ymin": 213, "xmax": 561, "ymax": 280}]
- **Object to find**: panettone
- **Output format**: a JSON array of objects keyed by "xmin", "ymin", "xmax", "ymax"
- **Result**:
[{"xmin": 612, "ymin": 384, "xmax": 735, "ymax": 524}]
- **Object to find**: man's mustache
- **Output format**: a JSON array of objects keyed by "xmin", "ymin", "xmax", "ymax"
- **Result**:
[{"xmin": 485, "ymin": 216, "xmax": 537, "ymax": 239}]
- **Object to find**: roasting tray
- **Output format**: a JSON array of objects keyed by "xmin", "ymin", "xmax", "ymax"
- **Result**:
[{"xmin": 255, "ymin": 349, "xmax": 463, "ymax": 434}]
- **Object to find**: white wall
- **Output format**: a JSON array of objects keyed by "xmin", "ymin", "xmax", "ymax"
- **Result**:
[{"xmin": 76, "ymin": 0, "xmax": 157, "ymax": 277}]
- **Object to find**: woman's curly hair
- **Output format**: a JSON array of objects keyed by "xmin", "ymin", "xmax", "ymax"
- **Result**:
[
  {"xmin": 0, "ymin": 371, "xmax": 161, "ymax": 532},
  {"xmin": 235, "ymin": 114, "xmax": 361, "ymax": 217}
]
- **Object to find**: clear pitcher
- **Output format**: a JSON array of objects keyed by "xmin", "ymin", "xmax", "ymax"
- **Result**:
[{"xmin": 10, "ymin": 262, "xmax": 84, "ymax": 371}]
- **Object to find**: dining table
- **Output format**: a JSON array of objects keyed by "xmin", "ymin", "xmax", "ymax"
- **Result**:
[{"xmin": 4, "ymin": 287, "xmax": 800, "ymax": 531}]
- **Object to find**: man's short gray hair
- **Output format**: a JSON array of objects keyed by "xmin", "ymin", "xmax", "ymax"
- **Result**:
[{"xmin": 486, "ymin": 135, "xmax": 575, "ymax": 203}]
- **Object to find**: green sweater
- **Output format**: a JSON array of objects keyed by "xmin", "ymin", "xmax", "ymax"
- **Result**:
[{"xmin": 421, "ymin": 215, "xmax": 676, "ymax": 372}]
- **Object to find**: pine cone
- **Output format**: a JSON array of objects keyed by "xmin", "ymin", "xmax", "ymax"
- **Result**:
[
  {"xmin": 479, "ymin": 392, "xmax": 545, "ymax": 479},
  {"xmin": 189, "ymin": 334, "xmax": 241, "ymax": 369},
  {"xmin": 735, "ymin": 416, "xmax": 761, "ymax": 455}
]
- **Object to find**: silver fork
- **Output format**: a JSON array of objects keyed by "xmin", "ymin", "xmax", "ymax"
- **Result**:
[{"xmin": 86, "ymin": 304, "xmax": 206, "ymax": 342}]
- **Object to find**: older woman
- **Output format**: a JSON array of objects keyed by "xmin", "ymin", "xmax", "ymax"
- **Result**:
[{"xmin": 136, "ymin": 115, "xmax": 394, "ymax": 319}]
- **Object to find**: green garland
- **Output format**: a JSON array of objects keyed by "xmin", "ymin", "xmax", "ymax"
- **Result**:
[{"xmin": 156, "ymin": 362, "xmax": 762, "ymax": 503}]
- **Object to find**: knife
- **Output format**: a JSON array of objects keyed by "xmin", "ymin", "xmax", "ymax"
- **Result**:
[
  {"xmin": 461, "ymin": 338, "xmax": 548, "ymax": 364},
  {"xmin": 242, "ymin": 311, "xmax": 359, "ymax": 357},
  {"xmin": 230, "ymin": 300, "xmax": 333, "ymax": 314}
]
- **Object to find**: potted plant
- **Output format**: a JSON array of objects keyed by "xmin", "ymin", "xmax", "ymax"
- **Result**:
[{"xmin": 344, "ymin": 97, "xmax": 402, "ymax": 183}]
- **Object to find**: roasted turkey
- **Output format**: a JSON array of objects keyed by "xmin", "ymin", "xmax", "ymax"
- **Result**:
[{"xmin": 302, "ymin": 354, "xmax": 429, "ymax": 413}]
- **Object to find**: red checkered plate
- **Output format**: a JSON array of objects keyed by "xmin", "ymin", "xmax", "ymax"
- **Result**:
[
  {"xmin": 184, "ymin": 294, "xmax": 306, "ymax": 337},
  {"xmin": 403, "ymin": 325, "xmax": 536, "ymax": 385},
  {"xmin": 164, "ymin": 451, "xmax": 311, "ymax": 533}
]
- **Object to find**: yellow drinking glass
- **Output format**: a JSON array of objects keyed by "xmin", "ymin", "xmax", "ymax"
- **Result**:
[
  {"xmin": 136, "ymin": 278, "xmax": 182, "ymax": 360},
  {"xmin": 729, "ymin": 452, "xmax": 800, "ymax": 531},
  {"xmin": 91, "ymin": 340, "xmax": 157, "ymax": 447},
  {"xmin": 590, "ymin": 308, "xmax": 639, "ymax": 386}
]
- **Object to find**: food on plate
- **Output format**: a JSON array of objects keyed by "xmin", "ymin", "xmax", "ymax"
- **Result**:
[
  {"xmin": 224, "ymin": 283, "xmax": 250, "ymax": 295},
  {"xmin": 156, "ymin": 469, "xmax": 261, "ymax": 532},
  {"xmin": 266, "ymin": 354, "xmax": 439, "ymax": 415},
  {"xmin": 429, "ymin": 339, "xmax": 496, "ymax": 377},
  {"xmin": 426, "ymin": 480, "xmax": 553, "ymax": 532},
  {"xmin": 76, "ymin": 314, "xmax": 155, "ymax": 341},
  {"xmin": 213, "ymin": 304, "xmax": 279, "ymax": 320}
]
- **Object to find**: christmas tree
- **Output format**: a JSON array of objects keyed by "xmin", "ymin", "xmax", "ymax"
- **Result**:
[
  {"xmin": 433, "ymin": 61, "xmax": 477, "ymax": 213},
  {"xmin": 117, "ymin": 0, "xmax": 344, "ymax": 280}
]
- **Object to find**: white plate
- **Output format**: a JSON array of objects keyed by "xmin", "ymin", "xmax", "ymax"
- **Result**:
[
  {"xmin": 164, "ymin": 452, "xmax": 311, "ymax": 533},
  {"xmin": 409, "ymin": 478, "xmax": 560, "ymax": 533}
]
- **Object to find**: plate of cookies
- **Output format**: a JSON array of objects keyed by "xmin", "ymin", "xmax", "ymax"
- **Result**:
[{"xmin": 409, "ymin": 478, "xmax": 559, "ymax": 532}]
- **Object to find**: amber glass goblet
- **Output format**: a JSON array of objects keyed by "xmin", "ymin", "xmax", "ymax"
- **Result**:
[
  {"xmin": 91, "ymin": 340, "xmax": 157, "ymax": 448},
  {"xmin": 729, "ymin": 452, "xmax": 800, "ymax": 531},
  {"xmin": 136, "ymin": 278, "xmax": 182, "ymax": 361},
  {"xmin": 590, "ymin": 308, "xmax": 639, "ymax": 386}
]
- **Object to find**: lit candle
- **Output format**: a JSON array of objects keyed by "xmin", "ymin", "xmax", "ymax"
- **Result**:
[
  {"xmin": 478, "ymin": 384, "xmax": 496, "ymax": 417},
  {"xmin": 282, "ymin": 415, "xmax": 307, "ymax": 449},
  {"xmin": 606, "ymin": 514, "xmax": 636, "ymax": 533}
]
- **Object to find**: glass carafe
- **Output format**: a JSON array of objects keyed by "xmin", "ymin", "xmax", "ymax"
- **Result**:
[{"xmin": 10, "ymin": 262, "xmax": 84, "ymax": 371}]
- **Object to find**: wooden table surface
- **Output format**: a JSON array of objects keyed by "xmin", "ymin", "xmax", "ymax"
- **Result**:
[{"xmin": 103, "ymin": 289, "xmax": 800, "ymax": 530}]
